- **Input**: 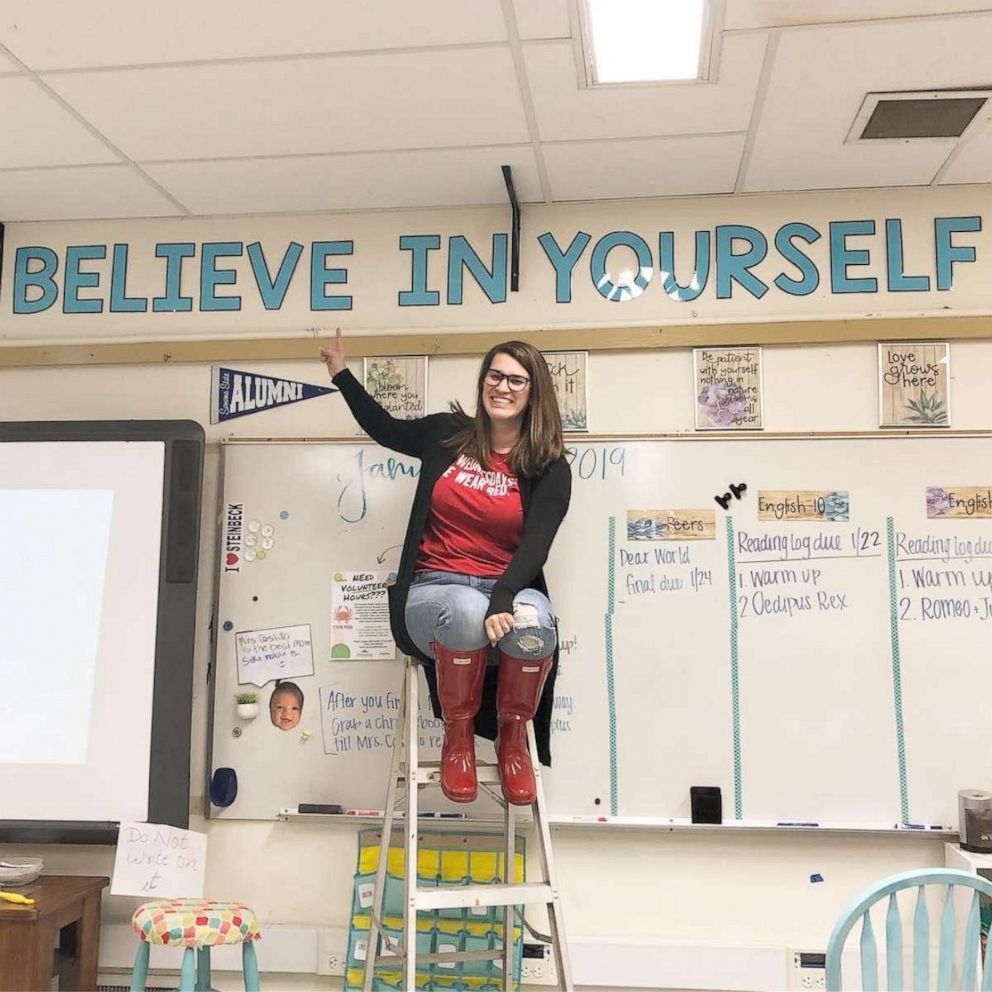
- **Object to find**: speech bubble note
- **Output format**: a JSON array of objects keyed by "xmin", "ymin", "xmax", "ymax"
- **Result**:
[
  {"xmin": 236, "ymin": 624, "xmax": 315, "ymax": 686},
  {"xmin": 111, "ymin": 821, "xmax": 207, "ymax": 898}
]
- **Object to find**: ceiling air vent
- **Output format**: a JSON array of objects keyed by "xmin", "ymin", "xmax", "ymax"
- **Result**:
[{"xmin": 847, "ymin": 90, "xmax": 991, "ymax": 143}]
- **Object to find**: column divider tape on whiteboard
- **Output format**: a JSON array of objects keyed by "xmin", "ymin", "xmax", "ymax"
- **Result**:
[
  {"xmin": 606, "ymin": 516, "xmax": 618, "ymax": 816},
  {"xmin": 886, "ymin": 516, "xmax": 911, "ymax": 824},
  {"xmin": 726, "ymin": 515, "xmax": 743, "ymax": 820}
]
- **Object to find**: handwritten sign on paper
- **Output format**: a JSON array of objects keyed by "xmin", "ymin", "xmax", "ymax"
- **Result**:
[
  {"xmin": 236, "ymin": 624, "xmax": 315, "ymax": 686},
  {"xmin": 111, "ymin": 821, "xmax": 207, "ymax": 898}
]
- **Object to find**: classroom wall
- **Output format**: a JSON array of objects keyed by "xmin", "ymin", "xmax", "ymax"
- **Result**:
[
  {"xmin": 5, "ymin": 341, "xmax": 986, "ymax": 970},
  {"xmin": 4, "ymin": 184, "xmax": 991, "ymax": 987}
]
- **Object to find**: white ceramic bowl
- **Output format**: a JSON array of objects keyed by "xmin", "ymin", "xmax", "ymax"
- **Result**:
[{"xmin": 0, "ymin": 857, "xmax": 43, "ymax": 886}]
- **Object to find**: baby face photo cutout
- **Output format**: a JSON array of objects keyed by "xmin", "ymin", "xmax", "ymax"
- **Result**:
[{"xmin": 269, "ymin": 681, "xmax": 304, "ymax": 731}]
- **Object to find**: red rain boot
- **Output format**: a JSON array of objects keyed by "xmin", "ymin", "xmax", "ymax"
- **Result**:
[
  {"xmin": 432, "ymin": 642, "xmax": 488, "ymax": 803},
  {"xmin": 495, "ymin": 652, "xmax": 554, "ymax": 806}
]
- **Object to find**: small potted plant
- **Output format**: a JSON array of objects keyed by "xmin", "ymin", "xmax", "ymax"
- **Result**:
[{"xmin": 235, "ymin": 691, "xmax": 259, "ymax": 720}]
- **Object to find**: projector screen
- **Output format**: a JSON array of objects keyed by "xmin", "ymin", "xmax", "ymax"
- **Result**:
[{"xmin": 0, "ymin": 422, "xmax": 203, "ymax": 842}]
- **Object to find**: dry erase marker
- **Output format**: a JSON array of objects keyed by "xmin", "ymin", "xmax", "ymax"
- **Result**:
[
  {"xmin": 298, "ymin": 803, "xmax": 343, "ymax": 815},
  {"xmin": 563, "ymin": 815, "xmax": 608, "ymax": 822},
  {"xmin": 423, "ymin": 812, "xmax": 467, "ymax": 819},
  {"xmin": 777, "ymin": 822, "xmax": 819, "ymax": 827},
  {"xmin": 346, "ymin": 809, "xmax": 384, "ymax": 816}
]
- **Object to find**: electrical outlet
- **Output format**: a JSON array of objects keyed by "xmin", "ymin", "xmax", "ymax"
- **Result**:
[
  {"xmin": 789, "ymin": 950, "xmax": 826, "ymax": 991},
  {"xmin": 316, "ymin": 927, "xmax": 351, "ymax": 976},
  {"xmin": 519, "ymin": 942, "xmax": 557, "ymax": 986}
]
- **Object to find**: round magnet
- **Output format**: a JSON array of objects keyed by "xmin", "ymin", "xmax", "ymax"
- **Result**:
[
  {"xmin": 261, "ymin": 524, "xmax": 274, "ymax": 538},
  {"xmin": 257, "ymin": 550, "xmax": 267, "ymax": 560},
  {"xmin": 245, "ymin": 549, "xmax": 257, "ymax": 562},
  {"xmin": 223, "ymin": 620, "xmax": 233, "ymax": 631},
  {"xmin": 280, "ymin": 511, "xmax": 289, "ymax": 519},
  {"xmin": 248, "ymin": 520, "xmax": 261, "ymax": 533},
  {"xmin": 261, "ymin": 537, "xmax": 274, "ymax": 550},
  {"xmin": 245, "ymin": 534, "xmax": 257, "ymax": 548}
]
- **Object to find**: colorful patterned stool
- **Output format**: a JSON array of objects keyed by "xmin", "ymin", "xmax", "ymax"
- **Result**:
[{"xmin": 129, "ymin": 898, "xmax": 262, "ymax": 991}]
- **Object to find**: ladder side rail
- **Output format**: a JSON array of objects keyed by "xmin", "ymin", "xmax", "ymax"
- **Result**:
[
  {"xmin": 503, "ymin": 800, "xmax": 516, "ymax": 989},
  {"xmin": 361, "ymin": 658, "xmax": 409, "ymax": 992},
  {"xmin": 528, "ymin": 721, "xmax": 575, "ymax": 992},
  {"xmin": 403, "ymin": 659, "xmax": 421, "ymax": 991}
]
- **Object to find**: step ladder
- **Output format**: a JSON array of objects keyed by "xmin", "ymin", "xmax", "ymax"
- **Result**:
[{"xmin": 362, "ymin": 656, "xmax": 574, "ymax": 991}]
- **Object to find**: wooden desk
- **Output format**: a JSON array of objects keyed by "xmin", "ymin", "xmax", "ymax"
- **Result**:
[{"xmin": 0, "ymin": 875, "xmax": 109, "ymax": 992}]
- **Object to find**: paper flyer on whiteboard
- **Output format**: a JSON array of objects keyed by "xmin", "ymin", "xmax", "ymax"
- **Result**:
[{"xmin": 330, "ymin": 570, "xmax": 396, "ymax": 660}]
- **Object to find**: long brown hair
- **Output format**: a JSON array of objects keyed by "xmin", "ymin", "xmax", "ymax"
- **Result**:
[{"xmin": 446, "ymin": 341, "xmax": 565, "ymax": 477}]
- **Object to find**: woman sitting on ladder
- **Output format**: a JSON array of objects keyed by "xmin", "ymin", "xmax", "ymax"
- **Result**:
[{"xmin": 321, "ymin": 329, "xmax": 571, "ymax": 805}]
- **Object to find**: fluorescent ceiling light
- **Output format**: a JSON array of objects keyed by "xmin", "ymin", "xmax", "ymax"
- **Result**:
[{"xmin": 586, "ymin": 0, "xmax": 707, "ymax": 83}]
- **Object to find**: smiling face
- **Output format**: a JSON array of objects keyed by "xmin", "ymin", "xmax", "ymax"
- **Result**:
[
  {"xmin": 270, "ymin": 689, "xmax": 302, "ymax": 731},
  {"xmin": 481, "ymin": 352, "xmax": 531, "ymax": 435}
]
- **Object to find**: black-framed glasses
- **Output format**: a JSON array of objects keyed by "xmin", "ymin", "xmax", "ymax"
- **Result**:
[{"xmin": 484, "ymin": 368, "xmax": 531, "ymax": 392}]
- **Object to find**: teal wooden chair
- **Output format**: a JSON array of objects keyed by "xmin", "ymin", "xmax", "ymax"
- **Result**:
[{"xmin": 826, "ymin": 868, "xmax": 992, "ymax": 991}]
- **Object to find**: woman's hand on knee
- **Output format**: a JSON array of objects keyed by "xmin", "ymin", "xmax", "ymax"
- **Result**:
[{"xmin": 484, "ymin": 612, "xmax": 514, "ymax": 646}]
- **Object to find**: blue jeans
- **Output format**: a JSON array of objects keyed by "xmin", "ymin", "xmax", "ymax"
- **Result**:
[{"xmin": 405, "ymin": 570, "xmax": 557, "ymax": 662}]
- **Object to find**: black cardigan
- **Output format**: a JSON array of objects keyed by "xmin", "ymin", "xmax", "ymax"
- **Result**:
[{"xmin": 332, "ymin": 368, "xmax": 572, "ymax": 765}]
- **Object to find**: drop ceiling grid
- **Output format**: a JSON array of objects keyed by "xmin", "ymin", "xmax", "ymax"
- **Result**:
[
  {"xmin": 940, "ymin": 121, "xmax": 992, "ymax": 185},
  {"xmin": 0, "ymin": 75, "xmax": 120, "ymax": 168},
  {"xmin": 0, "ymin": 3, "xmax": 987, "ymax": 220},
  {"xmin": 510, "ymin": 0, "xmax": 571, "ymax": 42},
  {"xmin": 0, "ymin": 164, "xmax": 183, "ymax": 221},
  {"xmin": 0, "ymin": 0, "xmax": 512, "ymax": 69},
  {"xmin": 543, "ymin": 133, "xmax": 749, "ymax": 200},
  {"xmin": 741, "ymin": 14, "xmax": 992, "ymax": 192},
  {"xmin": 521, "ymin": 33, "xmax": 769, "ymax": 143},
  {"xmin": 143, "ymin": 144, "xmax": 546, "ymax": 215},
  {"xmin": 41, "ymin": 47, "xmax": 532, "ymax": 162},
  {"xmin": 724, "ymin": 0, "xmax": 992, "ymax": 32}
]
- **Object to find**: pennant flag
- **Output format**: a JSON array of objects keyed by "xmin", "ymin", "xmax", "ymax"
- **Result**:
[{"xmin": 211, "ymin": 367, "xmax": 338, "ymax": 423}]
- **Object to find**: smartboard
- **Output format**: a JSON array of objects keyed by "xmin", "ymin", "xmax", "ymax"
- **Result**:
[
  {"xmin": 0, "ymin": 421, "xmax": 204, "ymax": 844},
  {"xmin": 209, "ymin": 434, "xmax": 992, "ymax": 830}
]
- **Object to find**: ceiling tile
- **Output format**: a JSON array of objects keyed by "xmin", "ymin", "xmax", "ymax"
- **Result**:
[
  {"xmin": 0, "ymin": 165, "xmax": 183, "ymax": 221},
  {"xmin": 544, "ymin": 134, "xmax": 746, "ymax": 200},
  {"xmin": 727, "ymin": 1, "xmax": 992, "ymax": 31},
  {"xmin": 44, "ymin": 48, "xmax": 529, "ymax": 161},
  {"xmin": 512, "ymin": 0, "xmax": 571, "ymax": 40},
  {"xmin": 523, "ymin": 33, "xmax": 768, "ymax": 141},
  {"xmin": 0, "ymin": 76, "xmax": 118, "ymax": 167},
  {"xmin": 0, "ymin": 47, "xmax": 21, "ymax": 72},
  {"xmin": 743, "ymin": 15, "xmax": 992, "ymax": 192},
  {"xmin": 940, "ymin": 118, "xmax": 992, "ymax": 185},
  {"xmin": 0, "ymin": 0, "xmax": 508, "ymax": 70},
  {"xmin": 144, "ymin": 146, "xmax": 543, "ymax": 214}
]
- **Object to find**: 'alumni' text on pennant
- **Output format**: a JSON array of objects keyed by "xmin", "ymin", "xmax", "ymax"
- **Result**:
[{"xmin": 211, "ymin": 367, "xmax": 338, "ymax": 423}]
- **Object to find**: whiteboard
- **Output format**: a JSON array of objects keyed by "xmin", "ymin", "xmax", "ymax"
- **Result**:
[{"xmin": 209, "ymin": 435, "xmax": 992, "ymax": 829}]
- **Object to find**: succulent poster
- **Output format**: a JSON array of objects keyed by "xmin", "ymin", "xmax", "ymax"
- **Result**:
[
  {"xmin": 878, "ymin": 342, "xmax": 949, "ymax": 428},
  {"xmin": 693, "ymin": 347, "xmax": 763, "ymax": 430}
]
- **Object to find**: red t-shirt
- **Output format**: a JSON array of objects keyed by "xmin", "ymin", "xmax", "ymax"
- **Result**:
[{"xmin": 417, "ymin": 451, "xmax": 523, "ymax": 577}]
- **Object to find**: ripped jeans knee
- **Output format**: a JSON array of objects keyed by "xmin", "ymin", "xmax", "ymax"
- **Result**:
[{"xmin": 499, "ymin": 589, "xmax": 557, "ymax": 659}]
